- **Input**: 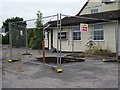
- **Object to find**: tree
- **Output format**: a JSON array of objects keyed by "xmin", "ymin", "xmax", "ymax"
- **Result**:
[
  {"xmin": 2, "ymin": 17, "xmax": 26, "ymax": 32},
  {"xmin": 29, "ymin": 11, "xmax": 43, "ymax": 49},
  {"xmin": 2, "ymin": 17, "xmax": 27, "ymax": 44}
]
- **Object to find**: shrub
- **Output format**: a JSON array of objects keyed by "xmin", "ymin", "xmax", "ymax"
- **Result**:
[
  {"xmin": 29, "ymin": 29, "xmax": 42, "ymax": 49},
  {"xmin": 94, "ymin": 49, "xmax": 112, "ymax": 56},
  {"xmin": 85, "ymin": 48, "xmax": 113, "ymax": 57},
  {"xmin": 2, "ymin": 34, "xmax": 9, "ymax": 44}
]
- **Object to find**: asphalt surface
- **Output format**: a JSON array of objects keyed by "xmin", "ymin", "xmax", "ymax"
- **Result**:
[
  {"xmin": 0, "ymin": 44, "xmax": 2, "ymax": 90},
  {"xmin": 1, "ymin": 45, "xmax": 119, "ymax": 88},
  {"xmin": 0, "ymin": 61, "xmax": 2, "ymax": 90}
]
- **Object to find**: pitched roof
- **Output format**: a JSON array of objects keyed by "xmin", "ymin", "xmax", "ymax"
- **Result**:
[
  {"xmin": 76, "ymin": 0, "xmax": 90, "ymax": 16},
  {"xmin": 102, "ymin": 0, "xmax": 120, "ymax": 4},
  {"xmin": 81, "ymin": 9, "xmax": 120, "ymax": 20},
  {"xmin": 76, "ymin": 0, "xmax": 120, "ymax": 16},
  {"xmin": 48, "ymin": 10, "xmax": 120, "ymax": 27}
]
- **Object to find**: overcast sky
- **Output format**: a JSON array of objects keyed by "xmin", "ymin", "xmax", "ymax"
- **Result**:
[{"xmin": 0, "ymin": 0, "xmax": 88, "ymax": 27}]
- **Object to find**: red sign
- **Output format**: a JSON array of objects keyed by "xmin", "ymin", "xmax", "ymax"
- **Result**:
[{"xmin": 80, "ymin": 23, "xmax": 88, "ymax": 32}]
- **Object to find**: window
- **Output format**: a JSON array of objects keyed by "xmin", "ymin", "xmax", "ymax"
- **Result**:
[
  {"xmin": 73, "ymin": 31, "xmax": 81, "ymax": 40},
  {"xmin": 91, "ymin": 9, "xmax": 98, "ymax": 14},
  {"xmin": 72, "ymin": 26, "xmax": 81, "ymax": 40},
  {"xmin": 93, "ymin": 24, "xmax": 104, "ymax": 41}
]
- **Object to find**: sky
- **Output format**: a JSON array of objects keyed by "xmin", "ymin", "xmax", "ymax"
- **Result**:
[{"xmin": 0, "ymin": 0, "xmax": 88, "ymax": 28}]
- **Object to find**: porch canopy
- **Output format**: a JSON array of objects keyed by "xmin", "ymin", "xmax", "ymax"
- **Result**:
[{"xmin": 47, "ymin": 9, "xmax": 120, "ymax": 27}]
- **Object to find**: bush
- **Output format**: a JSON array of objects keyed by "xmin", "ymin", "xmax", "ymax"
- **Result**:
[
  {"xmin": 94, "ymin": 49, "xmax": 112, "ymax": 56},
  {"xmin": 29, "ymin": 29, "xmax": 42, "ymax": 49},
  {"xmin": 85, "ymin": 48, "xmax": 113, "ymax": 57},
  {"xmin": 28, "ymin": 11, "xmax": 43, "ymax": 49},
  {"xmin": 29, "ymin": 37, "xmax": 42, "ymax": 49},
  {"xmin": 2, "ymin": 34, "xmax": 9, "ymax": 44}
]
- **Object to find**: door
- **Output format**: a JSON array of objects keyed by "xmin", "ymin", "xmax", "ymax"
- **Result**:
[{"xmin": 51, "ymin": 30, "xmax": 53, "ymax": 48}]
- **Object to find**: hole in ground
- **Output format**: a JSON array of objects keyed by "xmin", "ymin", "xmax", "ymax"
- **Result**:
[{"xmin": 36, "ymin": 56, "xmax": 85, "ymax": 64}]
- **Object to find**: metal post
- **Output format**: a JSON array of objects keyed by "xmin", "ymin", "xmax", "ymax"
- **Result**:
[
  {"xmin": 59, "ymin": 13, "xmax": 62, "ymax": 66},
  {"xmin": 25, "ymin": 28, "xmax": 28, "ymax": 54},
  {"xmin": 118, "ymin": 21, "xmax": 120, "ymax": 57},
  {"xmin": 117, "ymin": 1, "xmax": 120, "ymax": 59},
  {"xmin": 57, "ymin": 13, "xmax": 59, "ymax": 65},
  {"xmin": 72, "ymin": 27, "xmax": 74, "ymax": 54},
  {"xmin": 115, "ymin": 20, "xmax": 119, "ymax": 59},
  {"xmin": 9, "ymin": 23, "xmax": 12, "ymax": 60}
]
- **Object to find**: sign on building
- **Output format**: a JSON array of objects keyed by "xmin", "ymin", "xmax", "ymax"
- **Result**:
[
  {"xmin": 80, "ymin": 23, "xmax": 88, "ymax": 32},
  {"xmin": 58, "ymin": 32, "xmax": 67, "ymax": 39}
]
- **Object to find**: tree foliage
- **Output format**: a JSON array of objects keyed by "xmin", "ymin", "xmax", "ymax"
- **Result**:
[
  {"xmin": 2, "ymin": 17, "xmax": 26, "ymax": 32},
  {"xmin": 2, "ymin": 17, "xmax": 27, "ymax": 44},
  {"xmin": 29, "ymin": 11, "xmax": 43, "ymax": 49},
  {"xmin": 2, "ymin": 34, "xmax": 9, "ymax": 44}
]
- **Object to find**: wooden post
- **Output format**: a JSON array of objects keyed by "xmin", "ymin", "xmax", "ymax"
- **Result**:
[{"xmin": 42, "ymin": 37, "xmax": 45, "ymax": 63}]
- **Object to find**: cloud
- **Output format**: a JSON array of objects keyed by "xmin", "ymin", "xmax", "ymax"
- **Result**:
[
  {"xmin": 0, "ymin": 0, "xmax": 87, "ymax": 27},
  {"xmin": 2, "ymin": 0, "xmax": 87, "ymax": 3}
]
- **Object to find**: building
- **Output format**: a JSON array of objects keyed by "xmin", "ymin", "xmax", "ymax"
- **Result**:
[{"xmin": 45, "ymin": 0, "xmax": 120, "ymax": 56}]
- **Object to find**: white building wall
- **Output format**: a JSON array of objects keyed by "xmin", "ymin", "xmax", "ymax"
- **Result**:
[
  {"xmin": 45, "ymin": 32, "xmax": 48, "ymax": 48},
  {"xmin": 52, "ymin": 26, "xmax": 91, "ymax": 52},
  {"xmin": 53, "ymin": 27, "xmax": 72, "ymax": 51},
  {"xmin": 93, "ymin": 23, "xmax": 116, "ymax": 52},
  {"xmin": 105, "ymin": 23, "xmax": 116, "ymax": 52},
  {"xmin": 47, "ymin": 23, "xmax": 116, "ymax": 52},
  {"xmin": 80, "ymin": 1, "xmax": 118, "ymax": 15}
]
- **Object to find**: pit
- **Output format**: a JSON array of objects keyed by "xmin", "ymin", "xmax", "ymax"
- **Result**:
[{"xmin": 36, "ymin": 56, "xmax": 85, "ymax": 64}]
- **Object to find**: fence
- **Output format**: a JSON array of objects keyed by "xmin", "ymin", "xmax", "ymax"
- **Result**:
[
  {"xmin": 9, "ymin": 14, "xmax": 61, "ymax": 65},
  {"xmin": 9, "ymin": 13, "xmax": 120, "ymax": 66}
]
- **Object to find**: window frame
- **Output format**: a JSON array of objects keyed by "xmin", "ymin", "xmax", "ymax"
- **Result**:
[
  {"xmin": 93, "ymin": 24, "xmax": 104, "ymax": 41},
  {"xmin": 91, "ymin": 8, "xmax": 98, "ymax": 14},
  {"xmin": 72, "ymin": 25, "xmax": 82, "ymax": 41}
]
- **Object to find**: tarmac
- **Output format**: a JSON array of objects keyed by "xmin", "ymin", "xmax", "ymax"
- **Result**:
[
  {"xmin": 1, "ymin": 45, "xmax": 119, "ymax": 88},
  {"xmin": 0, "ymin": 61, "xmax": 2, "ymax": 90},
  {"xmin": 0, "ymin": 44, "xmax": 2, "ymax": 90}
]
